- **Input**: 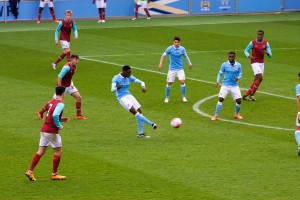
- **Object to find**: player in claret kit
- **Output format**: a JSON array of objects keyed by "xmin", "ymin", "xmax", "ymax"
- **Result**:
[
  {"xmin": 211, "ymin": 52, "xmax": 243, "ymax": 121},
  {"xmin": 111, "ymin": 65, "xmax": 157, "ymax": 138},
  {"xmin": 52, "ymin": 10, "xmax": 78, "ymax": 70},
  {"xmin": 25, "ymin": 86, "xmax": 68, "ymax": 181},
  {"xmin": 243, "ymin": 30, "xmax": 272, "ymax": 101},
  {"xmin": 56, "ymin": 54, "xmax": 86, "ymax": 120},
  {"xmin": 92, "ymin": 0, "xmax": 107, "ymax": 23},
  {"xmin": 36, "ymin": 0, "xmax": 59, "ymax": 24},
  {"xmin": 132, "ymin": 0, "xmax": 151, "ymax": 20}
]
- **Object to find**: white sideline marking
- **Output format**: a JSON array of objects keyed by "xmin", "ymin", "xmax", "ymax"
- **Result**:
[
  {"xmin": 192, "ymin": 94, "xmax": 294, "ymax": 131},
  {"xmin": 81, "ymin": 56, "xmax": 295, "ymax": 131}
]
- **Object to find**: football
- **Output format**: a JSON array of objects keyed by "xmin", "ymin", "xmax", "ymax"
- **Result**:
[{"xmin": 170, "ymin": 118, "xmax": 182, "ymax": 128}]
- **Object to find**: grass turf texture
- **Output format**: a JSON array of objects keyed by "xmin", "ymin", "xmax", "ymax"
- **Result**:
[{"xmin": 1, "ymin": 13, "xmax": 300, "ymax": 199}]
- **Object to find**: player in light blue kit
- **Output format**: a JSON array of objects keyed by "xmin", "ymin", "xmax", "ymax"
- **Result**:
[
  {"xmin": 158, "ymin": 36, "xmax": 192, "ymax": 103},
  {"xmin": 211, "ymin": 52, "xmax": 243, "ymax": 121},
  {"xmin": 111, "ymin": 65, "xmax": 157, "ymax": 138},
  {"xmin": 294, "ymin": 73, "xmax": 300, "ymax": 156}
]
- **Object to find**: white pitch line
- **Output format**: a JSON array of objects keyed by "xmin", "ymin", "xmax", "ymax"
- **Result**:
[
  {"xmin": 81, "ymin": 56, "xmax": 295, "ymax": 131},
  {"xmin": 192, "ymin": 94, "xmax": 294, "ymax": 131},
  {"xmin": 81, "ymin": 47, "xmax": 298, "ymax": 58}
]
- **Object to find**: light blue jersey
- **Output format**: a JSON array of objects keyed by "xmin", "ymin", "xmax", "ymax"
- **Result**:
[
  {"xmin": 296, "ymin": 84, "xmax": 300, "ymax": 96},
  {"xmin": 162, "ymin": 45, "xmax": 192, "ymax": 71},
  {"xmin": 217, "ymin": 61, "xmax": 242, "ymax": 87},
  {"xmin": 111, "ymin": 73, "xmax": 145, "ymax": 100}
]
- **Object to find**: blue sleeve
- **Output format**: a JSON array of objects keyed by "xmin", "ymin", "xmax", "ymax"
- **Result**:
[
  {"xmin": 52, "ymin": 103, "xmax": 64, "ymax": 129},
  {"xmin": 111, "ymin": 76, "xmax": 118, "ymax": 92},
  {"xmin": 129, "ymin": 75, "xmax": 136, "ymax": 82},
  {"xmin": 237, "ymin": 64, "xmax": 242, "ymax": 80},
  {"xmin": 244, "ymin": 41, "xmax": 253, "ymax": 57},
  {"xmin": 266, "ymin": 42, "xmax": 272, "ymax": 58},
  {"xmin": 183, "ymin": 53, "xmax": 192, "ymax": 65},
  {"xmin": 296, "ymin": 85, "xmax": 300, "ymax": 96},
  {"xmin": 163, "ymin": 46, "xmax": 171, "ymax": 57},
  {"xmin": 55, "ymin": 22, "xmax": 63, "ymax": 41},
  {"xmin": 216, "ymin": 64, "xmax": 224, "ymax": 83},
  {"xmin": 72, "ymin": 21, "xmax": 78, "ymax": 37},
  {"xmin": 58, "ymin": 66, "xmax": 70, "ymax": 78}
]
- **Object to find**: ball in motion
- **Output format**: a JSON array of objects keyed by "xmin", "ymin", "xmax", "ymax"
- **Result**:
[{"xmin": 170, "ymin": 118, "xmax": 182, "ymax": 128}]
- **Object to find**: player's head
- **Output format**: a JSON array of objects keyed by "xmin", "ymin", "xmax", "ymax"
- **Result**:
[
  {"xmin": 257, "ymin": 30, "xmax": 264, "ymax": 41},
  {"xmin": 121, "ymin": 65, "xmax": 132, "ymax": 77},
  {"xmin": 65, "ymin": 10, "xmax": 72, "ymax": 20},
  {"xmin": 298, "ymin": 72, "xmax": 300, "ymax": 81},
  {"xmin": 228, "ymin": 51, "xmax": 236, "ymax": 63},
  {"xmin": 173, "ymin": 36, "xmax": 181, "ymax": 48},
  {"xmin": 56, "ymin": 86, "xmax": 65, "ymax": 96},
  {"xmin": 70, "ymin": 54, "xmax": 79, "ymax": 66}
]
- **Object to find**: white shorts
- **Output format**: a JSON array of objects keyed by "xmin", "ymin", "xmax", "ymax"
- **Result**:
[
  {"xmin": 119, "ymin": 95, "xmax": 141, "ymax": 111},
  {"xmin": 60, "ymin": 40, "xmax": 70, "ymax": 50},
  {"xmin": 251, "ymin": 63, "xmax": 264, "ymax": 75},
  {"xmin": 95, "ymin": 0, "xmax": 106, "ymax": 8},
  {"xmin": 219, "ymin": 85, "xmax": 242, "ymax": 100},
  {"xmin": 136, "ymin": 1, "xmax": 148, "ymax": 9},
  {"xmin": 53, "ymin": 82, "xmax": 78, "ymax": 98},
  {"xmin": 39, "ymin": 132, "xmax": 62, "ymax": 148},
  {"xmin": 39, "ymin": 0, "xmax": 54, "ymax": 8},
  {"xmin": 167, "ymin": 69, "xmax": 185, "ymax": 83}
]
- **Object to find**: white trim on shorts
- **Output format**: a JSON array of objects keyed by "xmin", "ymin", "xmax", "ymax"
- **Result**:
[
  {"xmin": 218, "ymin": 85, "xmax": 242, "ymax": 100},
  {"xmin": 119, "ymin": 95, "xmax": 141, "ymax": 111},
  {"xmin": 296, "ymin": 116, "xmax": 300, "ymax": 127},
  {"xmin": 251, "ymin": 62, "xmax": 264, "ymax": 76},
  {"xmin": 60, "ymin": 40, "xmax": 70, "ymax": 50},
  {"xmin": 167, "ymin": 69, "xmax": 185, "ymax": 83},
  {"xmin": 39, "ymin": 132, "xmax": 62, "ymax": 148}
]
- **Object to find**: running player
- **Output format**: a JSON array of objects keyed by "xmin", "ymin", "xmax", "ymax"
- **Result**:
[
  {"xmin": 25, "ymin": 86, "xmax": 68, "ymax": 181},
  {"xmin": 111, "ymin": 65, "xmax": 157, "ymax": 138},
  {"xmin": 158, "ymin": 36, "xmax": 192, "ymax": 103},
  {"xmin": 92, "ymin": 0, "xmax": 107, "ymax": 23},
  {"xmin": 37, "ymin": 0, "xmax": 59, "ymax": 24},
  {"xmin": 243, "ymin": 30, "xmax": 272, "ymax": 101},
  {"xmin": 56, "ymin": 54, "xmax": 86, "ymax": 120},
  {"xmin": 211, "ymin": 52, "xmax": 243, "ymax": 121},
  {"xmin": 52, "ymin": 10, "xmax": 78, "ymax": 70}
]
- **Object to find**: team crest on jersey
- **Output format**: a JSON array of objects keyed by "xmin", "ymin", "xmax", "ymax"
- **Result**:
[{"xmin": 263, "ymin": 45, "xmax": 266, "ymax": 49}]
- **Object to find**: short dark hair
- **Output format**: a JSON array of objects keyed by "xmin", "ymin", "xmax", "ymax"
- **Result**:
[
  {"xmin": 71, "ymin": 54, "xmax": 79, "ymax": 59},
  {"xmin": 228, "ymin": 51, "xmax": 235, "ymax": 55},
  {"xmin": 173, "ymin": 36, "xmax": 181, "ymax": 42},
  {"xmin": 257, "ymin": 30, "xmax": 264, "ymax": 34},
  {"xmin": 122, "ymin": 65, "xmax": 131, "ymax": 71},
  {"xmin": 56, "ymin": 86, "xmax": 65, "ymax": 96},
  {"xmin": 298, "ymin": 72, "xmax": 300, "ymax": 77}
]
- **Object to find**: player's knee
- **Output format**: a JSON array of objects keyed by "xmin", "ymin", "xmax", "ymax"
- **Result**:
[
  {"xmin": 39, "ymin": 7, "xmax": 44, "ymax": 12},
  {"xmin": 218, "ymin": 97, "xmax": 224, "ymax": 102},
  {"xmin": 76, "ymin": 95, "xmax": 82, "ymax": 102},
  {"xmin": 49, "ymin": 7, "xmax": 54, "ymax": 11}
]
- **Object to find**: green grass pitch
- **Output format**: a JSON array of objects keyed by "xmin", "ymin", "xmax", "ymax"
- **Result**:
[{"xmin": 1, "ymin": 12, "xmax": 300, "ymax": 199}]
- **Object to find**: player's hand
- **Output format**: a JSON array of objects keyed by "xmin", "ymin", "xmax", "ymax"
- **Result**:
[
  {"xmin": 61, "ymin": 117, "xmax": 70, "ymax": 123},
  {"xmin": 249, "ymin": 55, "xmax": 255, "ymax": 61},
  {"xmin": 188, "ymin": 65, "xmax": 192, "ymax": 71},
  {"xmin": 59, "ymin": 125, "xmax": 64, "ymax": 130},
  {"xmin": 216, "ymin": 82, "xmax": 219, "ymax": 87},
  {"xmin": 74, "ymin": 36, "xmax": 78, "ymax": 40},
  {"xmin": 234, "ymin": 77, "xmax": 239, "ymax": 82},
  {"xmin": 38, "ymin": 112, "xmax": 43, "ymax": 120},
  {"xmin": 141, "ymin": 86, "xmax": 146, "ymax": 93},
  {"xmin": 116, "ymin": 85, "xmax": 122, "ymax": 90},
  {"xmin": 158, "ymin": 64, "xmax": 163, "ymax": 71},
  {"xmin": 55, "ymin": 41, "xmax": 59, "ymax": 45}
]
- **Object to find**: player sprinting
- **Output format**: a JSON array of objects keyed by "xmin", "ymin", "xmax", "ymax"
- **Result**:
[
  {"xmin": 243, "ymin": 30, "xmax": 272, "ymax": 101},
  {"xmin": 158, "ymin": 36, "xmax": 192, "ymax": 103},
  {"xmin": 92, "ymin": 0, "xmax": 107, "ymax": 23},
  {"xmin": 132, "ymin": 0, "xmax": 151, "ymax": 20},
  {"xmin": 211, "ymin": 51, "xmax": 243, "ymax": 121},
  {"xmin": 52, "ymin": 10, "xmax": 78, "ymax": 70},
  {"xmin": 111, "ymin": 65, "xmax": 157, "ymax": 138},
  {"xmin": 25, "ymin": 86, "xmax": 68, "ymax": 181},
  {"xmin": 294, "ymin": 73, "xmax": 300, "ymax": 156},
  {"xmin": 56, "ymin": 54, "xmax": 86, "ymax": 120},
  {"xmin": 36, "ymin": 0, "xmax": 59, "ymax": 24}
]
